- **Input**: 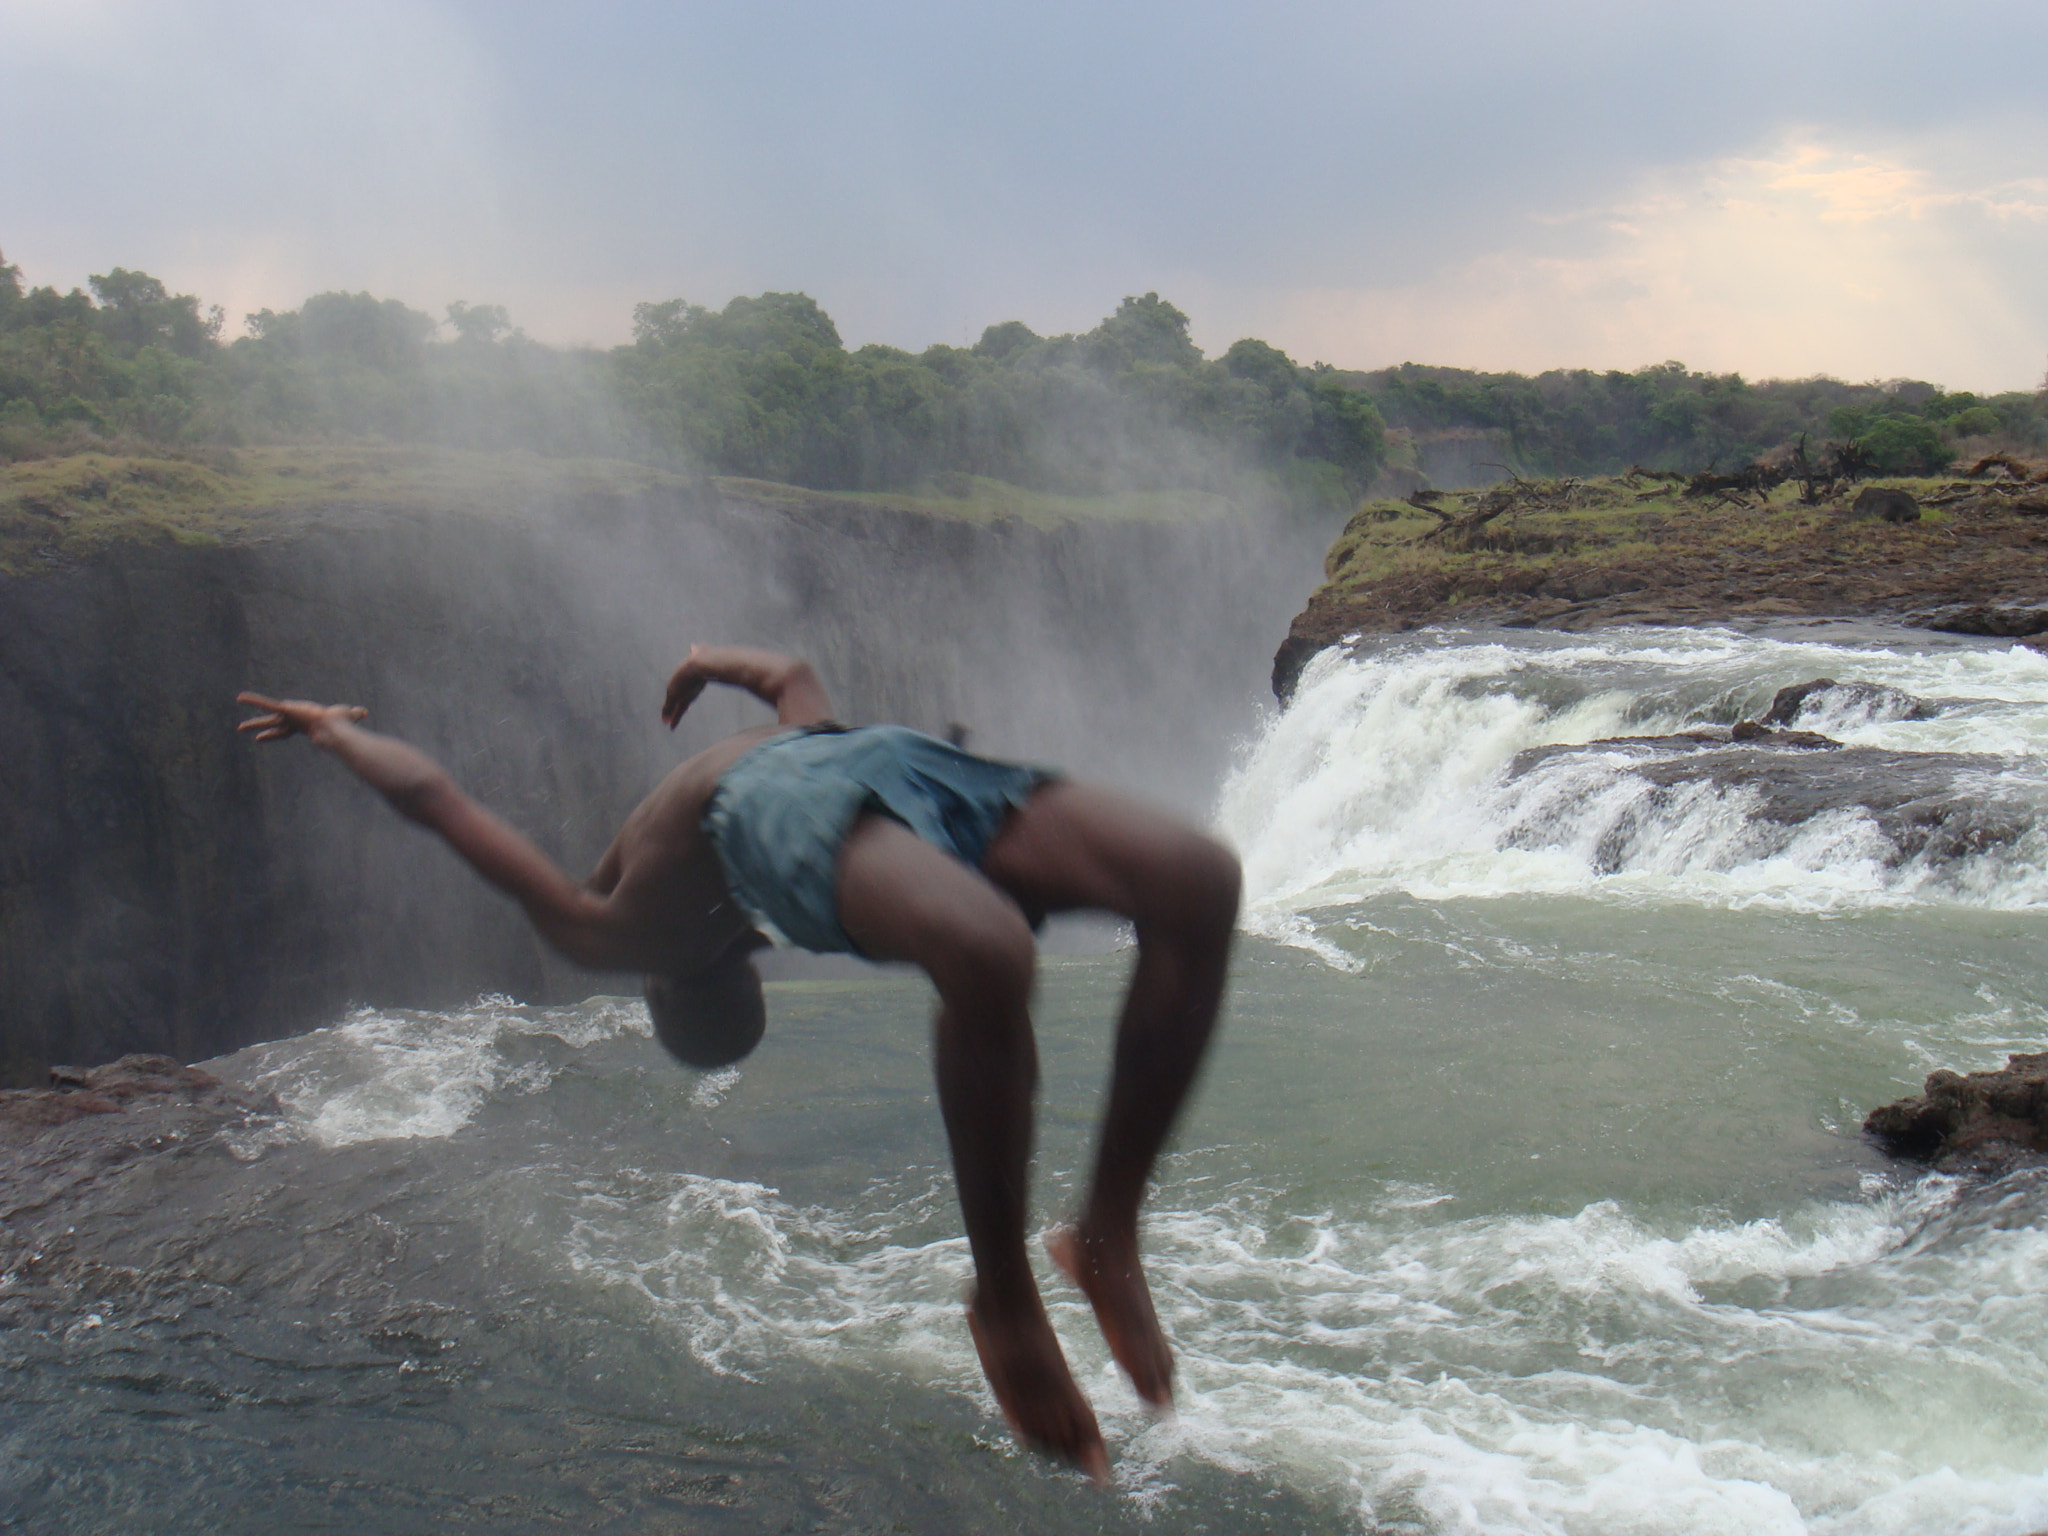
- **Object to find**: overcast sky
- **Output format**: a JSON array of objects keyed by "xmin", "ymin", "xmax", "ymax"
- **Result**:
[{"xmin": 5, "ymin": 0, "xmax": 2045, "ymax": 389}]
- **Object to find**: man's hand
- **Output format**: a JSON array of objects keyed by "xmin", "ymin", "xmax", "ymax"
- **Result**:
[
  {"xmin": 237, "ymin": 692, "xmax": 368, "ymax": 745},
  {"xmin": 660, "ymin": 645, "xmax": 836, "ymax": 728},
  {"xmin": 659, "ymin": 646, "xmax": 712, "ymax": 729}
]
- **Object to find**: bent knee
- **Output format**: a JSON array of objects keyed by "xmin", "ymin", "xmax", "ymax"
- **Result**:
[
  {"xmin": 1148, "ymin": 834, "xmax": 1241, "ymax": 939},
  {"xmin": 926, "ymin": 907, "xmax": 1037, "ymax": 1008}
]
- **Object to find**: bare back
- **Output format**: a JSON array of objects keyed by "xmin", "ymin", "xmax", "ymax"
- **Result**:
[{"xmin": 588, "ymin": 721, "xmax": 791, "ymax": 975}]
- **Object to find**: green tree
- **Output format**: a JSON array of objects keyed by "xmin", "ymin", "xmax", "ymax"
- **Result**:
[
  {"xmin": 973, "ymin": 320, "xmax": 1039, "ymax": 363},
  {"xmin": 445, "ymin": 301, "xmax": 513, "ymax": 346},
  {"xmin": 88, "ymin": 268, "xmax": 218, "ymax": 358},
  {"xmin": 1859, "ymin": 415, "xmax": 1952, "ymax": 475},
  {"xmin": 1085, "ymin": 293, "xmax": 1201, "ymax": 371}
]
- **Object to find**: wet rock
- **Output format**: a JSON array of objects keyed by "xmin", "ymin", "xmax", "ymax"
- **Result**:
[
  {"xmin": 1506, "ymin": 739, "xmax": 2033, "ymax": 865},
  {"xmin": 1866, "ymin": 1054, "xmax": 2048, "ymax": 1174},
  {"xmin": 1851, "ymin": 487, "xmax": 1921, "ymax": 524},
  {"xmin": 1272, "ymin": 632, "xmax": 1325, "ymax": 704},
  {"xmin": 1634, "ymin": 747, "xmax": 2027, "ymax": 859},
  {"xmin": 1510, "ymin": 724, "xmax": 1840, "ymax": 769},
  {"xmin": 1758, "ymin": 677, "xmax": 1939, "ymax": 728},
  {"xmin": 1727, "ymin": 719, "xmax": 1840, "ymax": 747},
  {"xmin": 0, "ymin": 1055, "xmax": 276, "ymax": 1147},
  {"xmin": 1916, "ymin": 604, "xmax": 2048, "ymax": 638}
]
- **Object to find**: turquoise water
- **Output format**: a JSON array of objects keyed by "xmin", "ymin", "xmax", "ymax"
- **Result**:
[{"xmin": 8, "ymin": 627, "xmax": 2048, "ymax": 1533}]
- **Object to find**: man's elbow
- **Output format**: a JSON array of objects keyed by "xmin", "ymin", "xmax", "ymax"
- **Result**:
[
  {"xmin": 781, "ymin": 658, "xmax": 821, "ymax": 696},
  {"xmin": 776, "ymin": 660, "xmax": 833, "ymax": 723}
]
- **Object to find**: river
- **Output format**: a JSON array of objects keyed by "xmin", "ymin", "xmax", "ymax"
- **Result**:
[{"xmin": 5, "ymin": 625, "xmax": 2047, "ymax": 1534}]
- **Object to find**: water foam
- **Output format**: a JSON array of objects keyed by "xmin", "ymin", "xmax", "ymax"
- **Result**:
[
  {"xmin": 1218, "ymin": 631, "xmax": 2048, "ymax": 924},
  {"xmin": 548, "ymin": 1147, "xmax": 2048, "ymax": 1533},
  {"xmin": 1130, "ymin": 1173, "xmax": 2048, "ymax": 1534},
  {"xmin": 235, "ymin": 993, "xmax": 651, "ymax": 1146}
]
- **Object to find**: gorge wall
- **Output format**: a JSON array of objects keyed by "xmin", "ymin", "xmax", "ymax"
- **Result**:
[{"xmin": 1, "ymin": 484, "xmax": 1322, "ymax": 1080}]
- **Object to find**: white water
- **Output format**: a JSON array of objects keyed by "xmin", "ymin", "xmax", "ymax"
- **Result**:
[
  {"xmin": 1219, "ymin": 627, "xmax": 2048, "ymax": 929},
  {"xmin": 23, "ymin": 625, "xmax": 2048, "ymax": 1533}
]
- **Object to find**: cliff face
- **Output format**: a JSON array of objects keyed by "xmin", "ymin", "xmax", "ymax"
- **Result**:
[{"xmin": 1, "ymin": 483, "xmax": 1321, "ymax": 1079}]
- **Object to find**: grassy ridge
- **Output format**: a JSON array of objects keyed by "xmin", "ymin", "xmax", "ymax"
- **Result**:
[
  {"xmin": 0, "ymin": 446, "xmax": 1233, "ymax": 576},
  {"xmin": 1314, "ymin": 477, "xmax": 1961, "ymax": 597},
  {"xmin": 1275, "ymin": 469, "xmax": 2048, "ymax": 689}
]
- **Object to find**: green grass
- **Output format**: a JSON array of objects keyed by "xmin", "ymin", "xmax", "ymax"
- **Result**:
[
  {"xmin": 1313, "ymin": 476, "xmax": 1960, "ymax": 597},
  {"xmin": 0, "ymin": 445, "xmax": 712, "ymax": 574},
  {"xmin": 0, "ymin": 447, "xmax": 1233, "ymax": 576}
]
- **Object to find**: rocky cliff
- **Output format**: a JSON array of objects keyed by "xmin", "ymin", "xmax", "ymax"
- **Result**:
[
  {"xmin": 2, "ymin": 463, "xmax": 1323, "ymax": 1080},
  {"xmin": 1272, "ymin": 468, "xmax": 2048, "ymax": 700}
]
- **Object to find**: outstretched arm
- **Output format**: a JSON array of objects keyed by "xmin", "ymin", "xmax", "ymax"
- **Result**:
[
  {"xmin": 660, "ymin": 645, "xmax": 834, "ymax": 729},
  {"xmin": 236, "ymin": 694, "xmax": 624, "ymax": 969}
]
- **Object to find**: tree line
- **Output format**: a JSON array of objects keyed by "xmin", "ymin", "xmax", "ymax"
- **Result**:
[
  {"xmin": 0, "ymin": 253, "xmax": 1383, "ymax": 511},
  {"xmin": 4, "ymin": 248, "xmax": 2043, "ymax": 503},
  {"xmin": 1345, "ymin": 360, "xmax": 2046, "ymax": 479}
]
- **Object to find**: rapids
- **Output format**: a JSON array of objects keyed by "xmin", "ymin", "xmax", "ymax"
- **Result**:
[{"xmin": 7, "ymin": 625, "xmax": 2048, "ymax": 1534}]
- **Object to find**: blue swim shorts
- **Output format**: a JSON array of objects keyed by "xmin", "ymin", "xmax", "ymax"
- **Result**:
[{"xmin": 700, "ymin": 724, "xmax": 1054, "ymax": 955}]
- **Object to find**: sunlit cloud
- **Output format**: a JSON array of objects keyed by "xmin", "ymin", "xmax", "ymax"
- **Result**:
[
  {"xmin": 1237, "ymin": 137, "xmax": 2048, "ymax": 392},
  {"xmin": 5, "ymin": 4, "xmax": 2045, "ymax": 381},
  {"xmin": 1761, "ymin": 145, "xmax": 2048, "ymax": 224}
]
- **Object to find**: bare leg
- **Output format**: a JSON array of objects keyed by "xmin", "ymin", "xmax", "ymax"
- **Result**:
[
  {"xmin": 981, "ymin": 782, "xmax": 1240, "ymax": 1408},
  {"xmin": 836, "ymin": 815, "xmax": 1109, "ymax": 1481}
]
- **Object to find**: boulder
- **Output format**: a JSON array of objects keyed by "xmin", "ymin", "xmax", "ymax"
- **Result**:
[
  {"xmin": 1758, "ymin": 677, "xmax": 1938, "ymax": 728},
  {"xmin": 1852, "ymin": 487, "xmax": 1921, "ymax": 524},
  {"xmin": 1866, "ymin": 1054, "xmax": 2048, "ymax": 1173},
  {"xmin": 1505, "ymin": 738, "xmax": 2033, "ymax": 867},
  {"xmin": 1916, "ymin": 604, "xmax": 2048, "ymax": 638}
]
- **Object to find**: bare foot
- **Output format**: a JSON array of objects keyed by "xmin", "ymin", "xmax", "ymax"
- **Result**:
[
  {"xmin": 1047, "ymin": 1226, "xmax": 1174, "ymax": 1411},
  {"xmin": 965, "ymin": 1285, "xmax": 1110, "ymax": 1484}
]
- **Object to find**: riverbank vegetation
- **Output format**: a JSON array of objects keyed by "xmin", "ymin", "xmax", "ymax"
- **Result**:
[
  {"xmin": 6, "ymin": 248, "xmax": 2043, "ymax": 515},
  {"xmin": 1347, "ymin": 362, "xmax": 2046, "ymax": 482},
  {"xmin": 0, "ymin": 252, "xmax": 1381, "ymax": 515}
]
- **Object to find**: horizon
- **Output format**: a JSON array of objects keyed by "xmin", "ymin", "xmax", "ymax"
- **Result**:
[
  {"xmin": 3, "ymin": 251, "xmax": 2035, "ymax": 400},
  {"xmin": 4, "ymin": 1, "xmax": 2046, "ymax": 393}
]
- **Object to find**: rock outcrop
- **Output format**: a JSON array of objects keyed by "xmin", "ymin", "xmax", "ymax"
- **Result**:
[
  {"xmin": 1757, "ymin": 677, "xmax": 1939, "ymax": 727},
  {"xmin": 1914, "ymin": 604, "xmax": 2048, "ymax": 639},
  {"xmin": 1505, "ymin": 734, "xmax": 2032, "ymax": 866},
  {"xmin": 1851, "ymin": 486, "xmax": 1920, "ymax": 524},
  {"xmin": 1274, "ymin": 473, "xmax": 2048, "ymax": 702},
  {"xmin": 0, "ymin": 1054, "xmax": 276, "ymax": 1146},
  {"xmin": 1866, "ymin": 1054, "xmax": 2048, "ymax": 1174}
]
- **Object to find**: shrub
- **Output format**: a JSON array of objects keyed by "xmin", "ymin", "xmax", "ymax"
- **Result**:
[{"xmin": 1858, "ymin": 415, "xmax": 1952, "ymax": 476}]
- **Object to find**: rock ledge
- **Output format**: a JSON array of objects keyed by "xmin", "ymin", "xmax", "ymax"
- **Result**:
[
  {"xmin": 1865, "ymin": 1054, "xmax": 2048, "ymax": 1174},
  {"xmin": 0, "ymin": 1054, "xmax": 276, "ymax": 1146}
]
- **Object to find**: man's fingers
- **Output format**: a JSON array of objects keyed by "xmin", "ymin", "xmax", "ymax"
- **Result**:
[{"xmin": 236, "ymin": 693, "xmax": 366, "ymax": 736}]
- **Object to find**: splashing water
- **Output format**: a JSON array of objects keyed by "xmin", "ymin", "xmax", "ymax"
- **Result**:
[
  {"xmin": 10, "ymin": 627, "xmax": 2048, "ymax": 1532},
  {"xmin": 1218, "ymin": 627, "xmax": 2048, "ymax": 925}
]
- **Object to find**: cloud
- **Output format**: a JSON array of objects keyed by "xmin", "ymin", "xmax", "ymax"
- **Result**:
[
  {"xmin": 3, "ymin": 2, "xmax": 2045, "ymax": 381},
  {"xmin": 1, "ymin": 0, "xmax": 510, "ymax": 332},
  {"xmin": 1229, "ymin": 136, "xmax": 2048, "ymax": 392}
]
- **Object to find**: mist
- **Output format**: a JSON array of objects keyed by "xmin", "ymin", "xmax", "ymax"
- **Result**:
[{"xmin": 0, "ymin": 267, "xmax": 1351, "ymax": 1075}]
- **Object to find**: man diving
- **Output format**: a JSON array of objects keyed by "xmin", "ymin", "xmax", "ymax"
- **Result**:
[{"xmin": 237, "ymin": 644, "xmax": 1239, "ymax": 1481}]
